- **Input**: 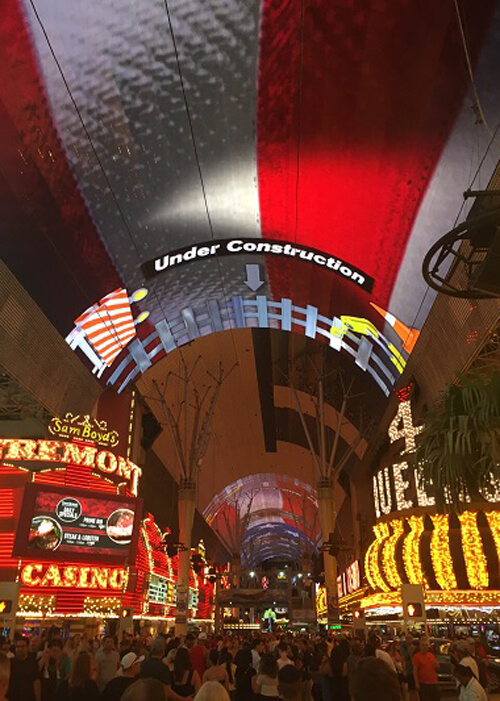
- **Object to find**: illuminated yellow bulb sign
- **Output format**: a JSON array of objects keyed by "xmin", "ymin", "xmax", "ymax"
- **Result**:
[
  {"xmin": 21, "ymin": 564, "xmax": 128, "ymax": 590},
  {"xmin": 430, "ymin": 514, "xmax": 457, "ymax": 589},
  {"xmin": 365, "ymin": 523, "xmax": 391, "ymax": 593},
  {"xmin": 381, "ymin": 520, "xmax": 404, "ymax": 589},
  {"xmin": 374, "ymin": 397, "xmax": 500, "ymax": 518},
  {"xmin": 458, "ymin": 511, "xmax": 488, "ymax": 589},
  {"xmin": 388, "ymin": 399, "xmax": 423, "ymax": 454},
  {"xmin": 0, "ymin": 439, "xmax": 141, "ymax": 495},
  {"xmin": 403, "ymin": 516, "xmax": 428, "ymax": 587}
]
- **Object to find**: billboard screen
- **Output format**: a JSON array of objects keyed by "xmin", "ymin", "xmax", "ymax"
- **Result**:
[{"xmin": 13, "ymin": 483, "xmax": 142, "ymax": 564}]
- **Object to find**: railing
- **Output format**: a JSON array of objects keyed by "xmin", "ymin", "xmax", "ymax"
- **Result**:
[{"xmin": 101, "ymin": 295, "xmax": 404, "ymax": 394}]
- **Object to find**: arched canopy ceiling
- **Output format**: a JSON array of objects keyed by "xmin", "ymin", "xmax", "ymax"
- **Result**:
[
  {"xmin": 0, "ymin": 0, "xmax": 499, "ymax": 404},
  {"xmin": 204, "ymin": 473, "xmax": 321, "ymax": 568},
  {"xmin": 136, "ymin": 328, "xmax": 363, "ymax": 512}
]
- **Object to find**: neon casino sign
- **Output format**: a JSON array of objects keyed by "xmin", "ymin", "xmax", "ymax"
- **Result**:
[
  {"xmin": 337, "ymin": 560, "xmax": 361, "ymax": 598},
  {"xmin": 373, "ymin": 397, "xmax": 500, "ymax": 518},
  {"xmin": 21, "ymin": 564, "xmax": 128, "ymax": 590},
  {"xmin": 0, "ymin": 439, "xmax": 141, "ymax": 495}
]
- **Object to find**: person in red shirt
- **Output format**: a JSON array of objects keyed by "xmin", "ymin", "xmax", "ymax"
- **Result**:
[
  {"xmin": 412, "ymin": 636, "xmax": 440, "ymax": 701},
  {"xmin": 188, "ymin": 633, "xmax": 208, "ymax": 679}
]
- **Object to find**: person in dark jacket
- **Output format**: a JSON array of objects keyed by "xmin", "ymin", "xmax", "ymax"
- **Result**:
[
  {"xmin": 330, "ymin": 639, "xmax": 350, "ymax": 701},
  {"xmin": 6, "ymin": 636, "xmax": 41, "ymax": 701},
  {"xmin": 140, "ymin": 637, "xmax": 189, "ymax": 701},
  {"xmin": 102, "ymin": 652, "xmax": 144, "ymax": 701},
  {"xmin": 235, "ymin": 649, "xmax": 256, "ymax": 701}
]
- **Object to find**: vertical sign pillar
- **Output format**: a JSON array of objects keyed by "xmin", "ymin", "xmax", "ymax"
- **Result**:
[
  {"xmin": 231, "ymin": 555, "xmax": 241, "ymax": 620},
  {"xmin": 176, "ymin": 482, "xmax": 196, "ymax": 637},
  {"xmin": 317, "ymin": 478, "xmax": 338, "ymax": 626},
  {"xmin": 401, "ymin": 583, "xmax": 426, "ymax": 632},
  {"xmin": 214, "ymin": 579, "xmax": 223, "ymax": 633}
]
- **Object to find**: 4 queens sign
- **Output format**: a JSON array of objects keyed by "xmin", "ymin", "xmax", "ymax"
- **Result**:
[{"xmin": 373, "ymin": 397, "xmax": 500, "ymax": 519}]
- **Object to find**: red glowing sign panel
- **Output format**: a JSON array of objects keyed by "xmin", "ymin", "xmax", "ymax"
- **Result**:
[{"xmin": 13, "ymin": 483, "xmax": 142, "ymax": 564}]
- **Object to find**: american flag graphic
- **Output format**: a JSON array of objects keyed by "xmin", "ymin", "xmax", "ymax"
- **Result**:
[{"xmin": 73, "ymin": 288, "xmax": 136, "ymax": 366}]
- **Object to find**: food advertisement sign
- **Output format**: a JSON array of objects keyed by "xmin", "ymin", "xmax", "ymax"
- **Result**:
[{"xmin": 13, "ymin": 484, "xmax": 142, "ymax": 564}]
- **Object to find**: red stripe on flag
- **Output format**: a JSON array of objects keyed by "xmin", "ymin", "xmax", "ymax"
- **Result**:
[{"xmin": 256, "ymin": 0, "xmax": 495, "ymax": 320}]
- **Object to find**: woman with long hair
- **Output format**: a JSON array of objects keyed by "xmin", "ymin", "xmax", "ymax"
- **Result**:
[
  {"xmin": 234, "ymin": 648, "xmax": 256, "ymax": 701},
  {"xmin": 219, "ymin": 649, "xmax": 236, "ymax": 700},
  {"xmin": 172, "ymin": 646, "xmax": 201, "ymax": 697},
  {"xmin": 253, "ymin": 653, "xmax": 279, "ymax": 699},
  {"xmin": 388, "ymin": 640, "xmax": 405, "ymax": 692},
  {"xmin": 64, "ymin": 635, "xmax": 82, "ymax": 665},
  {"xmin": 329, "ymin": 639, "xmax": 350, "ymax": 701},
  {"xmin": 55, "ymin": 651, "xmax": 100, "ymax": 701},
  {"xmin": 308, "ymin": 643, "xmax": 326, "ymax": 701}
]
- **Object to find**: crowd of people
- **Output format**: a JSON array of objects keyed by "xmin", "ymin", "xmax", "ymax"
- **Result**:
[{"xmin": 0, "ymin": 626, "xmax": 492, "ymax": 701}]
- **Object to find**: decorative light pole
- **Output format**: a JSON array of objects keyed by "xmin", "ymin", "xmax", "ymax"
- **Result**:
[
  {"xmin": 287, "ymin": 364, "xmax": 369, "ymax": 626},
  {"xmin": 151, "ymin": 358, "xmax": 232, "ymax": 635}
]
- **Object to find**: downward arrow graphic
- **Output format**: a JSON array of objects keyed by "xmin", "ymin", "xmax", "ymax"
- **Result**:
[{"xmin": 244, "ymin": 264, "xmax": 265, "ymax": 292}]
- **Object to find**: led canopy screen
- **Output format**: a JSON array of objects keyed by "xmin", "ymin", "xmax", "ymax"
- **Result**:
[{"xmin": 14, "ymin": 484, "xmax": 143, "ymax": 564}]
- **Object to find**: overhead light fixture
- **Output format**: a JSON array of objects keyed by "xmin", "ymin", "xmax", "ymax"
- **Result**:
[{"xmin": 249, "ymin": 571, "xmax": 256, "ymax": 577}]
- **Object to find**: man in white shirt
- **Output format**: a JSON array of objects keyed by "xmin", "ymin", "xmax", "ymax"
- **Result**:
[
  {"xmin": 456, "ymin": 664, "xmax": 488, "ymax": 701},
  {"xmin": 277, "ymin": 643, "xmax": 293, "ymax": 670},
  {"xmin": 95, "ymin": 635, "xmax": 120, "ymax": 692},
  {"xmin": 372, "ymin": 636, "xmax": 396, "ymax": 673},
  {"xmin": 251, "ymin": 639, "xmax": 264, "ymax": 672}
]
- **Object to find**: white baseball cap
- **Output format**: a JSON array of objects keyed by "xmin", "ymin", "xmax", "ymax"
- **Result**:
[{"xmin": 121, "ymin": 652, "xmax": 145, "ymax": 670}]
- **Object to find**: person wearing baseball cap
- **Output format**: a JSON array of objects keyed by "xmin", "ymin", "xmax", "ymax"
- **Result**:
[
  {"xmin": 190, "ymin": 633, "xmax": 208, "ymax": 679},
  {"xmin": 102, "ymin": 651, "xmax": 144, "ymax": 701},
  {"xmin": 455, "ymin": 640, "xmax": 479, "ymax": 681}
]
